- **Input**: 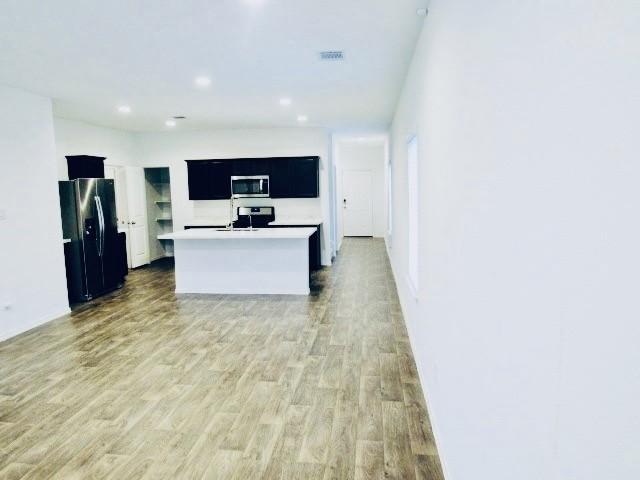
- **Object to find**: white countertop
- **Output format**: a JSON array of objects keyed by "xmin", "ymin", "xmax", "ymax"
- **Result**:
[
  {"xmin": 158, "ymin": 227, "xmax": 317, "ymax": 241},
  {"xmin": 268, "ymin": 217, "xmax": 323, "ymax": 226},
  {"xmin": 185, "ymin": 217, "xmax": 322, "ymax": 227},
  {"xmin": 184, "ymin": 218, "xmax": 229, "ymax": 227}
]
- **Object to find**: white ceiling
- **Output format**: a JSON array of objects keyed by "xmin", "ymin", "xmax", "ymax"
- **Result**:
[{"xmin": 0, "ymin": 0, "xmax": 426, "ymax": 132}]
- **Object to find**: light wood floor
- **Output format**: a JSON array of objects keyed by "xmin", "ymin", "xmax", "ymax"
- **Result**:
[{"xmin": 0, "ymin": 238, "xmax": 443, "ymax": 479}]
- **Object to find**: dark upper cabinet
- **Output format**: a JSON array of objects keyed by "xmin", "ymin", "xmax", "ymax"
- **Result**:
[
  {"xmin": 270, "ymin": 157, "xmax": 319, "ymax": 198},
  {"xmin": 186, "ymin": 160, "xmax": 231, "ymax": 200},
  {"xmin": 186, "ymin": 156, "xmax": 319, "ymax": 200},
  {"xmin": 232, "ymin": 158, "xmax": 270, "ymax": 176},
  {"xmin": 66, "ymin": 155, "xmax": 106, "ymax": 180},
  {"xmin": 209, "ymin": 161, "xmax": 232, "ymax": 199},
  {"xmin": 269, "ymin": 158, "xmax": 292, "ymax": 198},
  {"xmin": 291, "ymin": 157, "xmax": 319, "ymax": 198}
]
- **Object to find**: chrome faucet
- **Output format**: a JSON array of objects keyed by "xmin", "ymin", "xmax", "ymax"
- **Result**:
[{"xmin": 229, "ymin": 195, "xmax": 235, "ymax": 231}]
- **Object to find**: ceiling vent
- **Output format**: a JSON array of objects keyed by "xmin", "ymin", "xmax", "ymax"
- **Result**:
[{"xmin": 319, "ymin": 51, "xmax": 344, "ymax": 61}]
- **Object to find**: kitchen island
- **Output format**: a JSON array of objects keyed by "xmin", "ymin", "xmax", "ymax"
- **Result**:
[{"xmin": 157, "ymin": 227, "xmax": 317, "ymax": 295}]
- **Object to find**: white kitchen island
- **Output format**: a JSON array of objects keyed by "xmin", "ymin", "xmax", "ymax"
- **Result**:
[{"xmin": 157, "ymin": 227, "xmax": 317, "ymax": 295}]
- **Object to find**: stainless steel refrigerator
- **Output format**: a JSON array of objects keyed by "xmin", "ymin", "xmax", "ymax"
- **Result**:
[{"xmin": 59, "ymin": 178, "xmax": 124, "ymax": 302}]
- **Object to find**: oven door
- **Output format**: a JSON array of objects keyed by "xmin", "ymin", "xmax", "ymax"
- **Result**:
[{"xmin": 231, "ymin": 176, "xmax": 270, "ymax": 197}]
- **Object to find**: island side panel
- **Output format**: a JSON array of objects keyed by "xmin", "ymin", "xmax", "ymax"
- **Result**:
[{"xmin": 172, "ymin": 237, "xmax": 310, "ymax": 295}]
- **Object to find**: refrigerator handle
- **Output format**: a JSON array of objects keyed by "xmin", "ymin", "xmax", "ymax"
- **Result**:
[{"xmin": 94, "ymin": 195, "xmax": 105, "ymax": 257}]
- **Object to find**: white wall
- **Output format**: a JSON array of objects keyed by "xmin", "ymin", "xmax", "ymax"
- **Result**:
[
  {"xmin": 335, "ymin": 140, "xmax": 387, "ymax": 243},
  {"xmin": 0, "ymin": 85, "xmax": 70, "ymax": 341},
  {"xmin": 133, "ymin": 128, "xmax": 333, "ymax": 265},
  {"xmin": 53, "ymin": 117, "xmax": 137, "ymax": 179},
  {"xmin": 388, "ymin": 1, "xmax": 640, "ymax": 479}
]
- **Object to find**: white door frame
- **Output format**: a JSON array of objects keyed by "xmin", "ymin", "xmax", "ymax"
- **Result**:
[
  {"xmin": 143, "ymin": 166, "xmax": 174, "ymax": 262},
  {"xmin": 332, "ymin": 133, "xmax": 390, "ymax": 249}
]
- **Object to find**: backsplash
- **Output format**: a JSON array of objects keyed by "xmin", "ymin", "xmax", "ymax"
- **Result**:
[{"xmin": 190, "ymin": 197, "xmax": 321, "ymax": 222}]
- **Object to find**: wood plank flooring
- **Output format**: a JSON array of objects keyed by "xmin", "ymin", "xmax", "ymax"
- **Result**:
[{"xmin": 0, "ymin": 238, "xmax": 444, "ymax": 479}]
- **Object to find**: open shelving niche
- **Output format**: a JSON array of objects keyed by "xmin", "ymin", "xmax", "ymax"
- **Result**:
[{"xmin": 144, "ymin": 167, "xmax": 174, "ymax": 260}]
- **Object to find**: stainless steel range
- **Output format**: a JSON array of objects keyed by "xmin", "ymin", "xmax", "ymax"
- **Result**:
[{"xmin": 233, "ymin": 206, "xmax": 275, "ymax": 229}]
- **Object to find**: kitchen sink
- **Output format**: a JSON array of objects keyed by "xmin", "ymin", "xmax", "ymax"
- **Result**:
[{"xmin": 215, "ymin": 228, "xmax": 260, "ymax": 231}]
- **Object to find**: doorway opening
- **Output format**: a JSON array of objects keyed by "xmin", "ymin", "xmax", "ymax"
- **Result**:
[
  {"xmin": 333, "ymin": 134, "xmax": 389, "ymax": 249},
  {"xmin": 144, "ymin": 167, "xmax": 174, "ymax": 261}
]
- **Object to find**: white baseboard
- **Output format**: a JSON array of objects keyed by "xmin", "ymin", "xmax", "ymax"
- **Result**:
[
  {"xmin": 175, "ymin": 288, "xmax": 310, "ymax": 296},
  {"xmin": 384, "ymin": 238, "xmax": 451, "ymax": 480},
  {"xmin": 0, "ymin": 306, "xmax": 71, "ymax": 343}
]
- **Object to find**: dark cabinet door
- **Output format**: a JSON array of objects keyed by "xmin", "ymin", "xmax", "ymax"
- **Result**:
[
  {"xmin": 232, "ymin": 159, "xmax": 254, "ymax": 176},
  {"xmin": 187, "ymin": 160, "xmax": 231, "ymax": 199},
  {"xmin": 187, "ymin": 161, "xmax": 209, "ymax": 200},
  {"xmin": 232, "ymin": 158, "xmax": 270, "ymax": 176},
  {"xmin": 269, "ymin": 158, "xmax": 292, "ymax": 198},
  {"xmin": 270, "ymin": 157, "xmax": 319, "ymax": 198},
  {"xmin": 209, "ymin": 161, "xmax": 232, "ymax": 199},
  {"xmin": 66, "ymin": 155, "xmax": 106, "ymax": 180},
  {"xmin": 290, "ymin": 157, "xmax": 319, "ymax": 198}
]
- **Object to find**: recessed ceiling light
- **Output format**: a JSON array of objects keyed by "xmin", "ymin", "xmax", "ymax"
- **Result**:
[
  {"xmin": 165, "ymin": 120, "xmax": 176, "ymax": 127},
  {"xmin": 194, "ymin": 76, "xmax": 211, "ymax": 87},
  {"xmin": 279, "ymin": 98, "xmax": 292, "ymax": 106},
  {"xmin": 117, "ymin": 105, "xmax": 131, "ymax": 114},
  {"xmin": 297, "ymin": 115, "xmax": 308, "ymax": 123}
]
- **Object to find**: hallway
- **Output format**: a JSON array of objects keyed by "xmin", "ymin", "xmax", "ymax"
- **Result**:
[{"xmin": 0, "ymin": 238, "xmax": 443, "ymax": 479}]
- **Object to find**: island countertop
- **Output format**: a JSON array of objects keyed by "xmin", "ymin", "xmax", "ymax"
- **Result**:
[
  {"xmin": 158, "ymin": 227, "xmax": 316, "ymax": 241},
  {"xmin": 268, "ymin": 217, "xmax": 323, "ymax": 226}
]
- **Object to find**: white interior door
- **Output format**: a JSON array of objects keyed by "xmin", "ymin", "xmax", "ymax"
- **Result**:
[
  {"xmin": 343, "ymin": 170, "xmax": 373, "ymax": 237},
  {"xmin": 125, "ymin": 166, "xmax": 150, "ymax": 268},
  {"xmin": 105, "ymin": 165, "xmax": 133, "ymax": 268},
  {"xmin": 104, "ymin": 165, "xmax": 129, "ymax": 228}
]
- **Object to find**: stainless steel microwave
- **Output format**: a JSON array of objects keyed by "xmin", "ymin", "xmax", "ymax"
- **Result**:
[{"xmin": 231, "ymin": 175, "xmax": 270, "ymax": 198}]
